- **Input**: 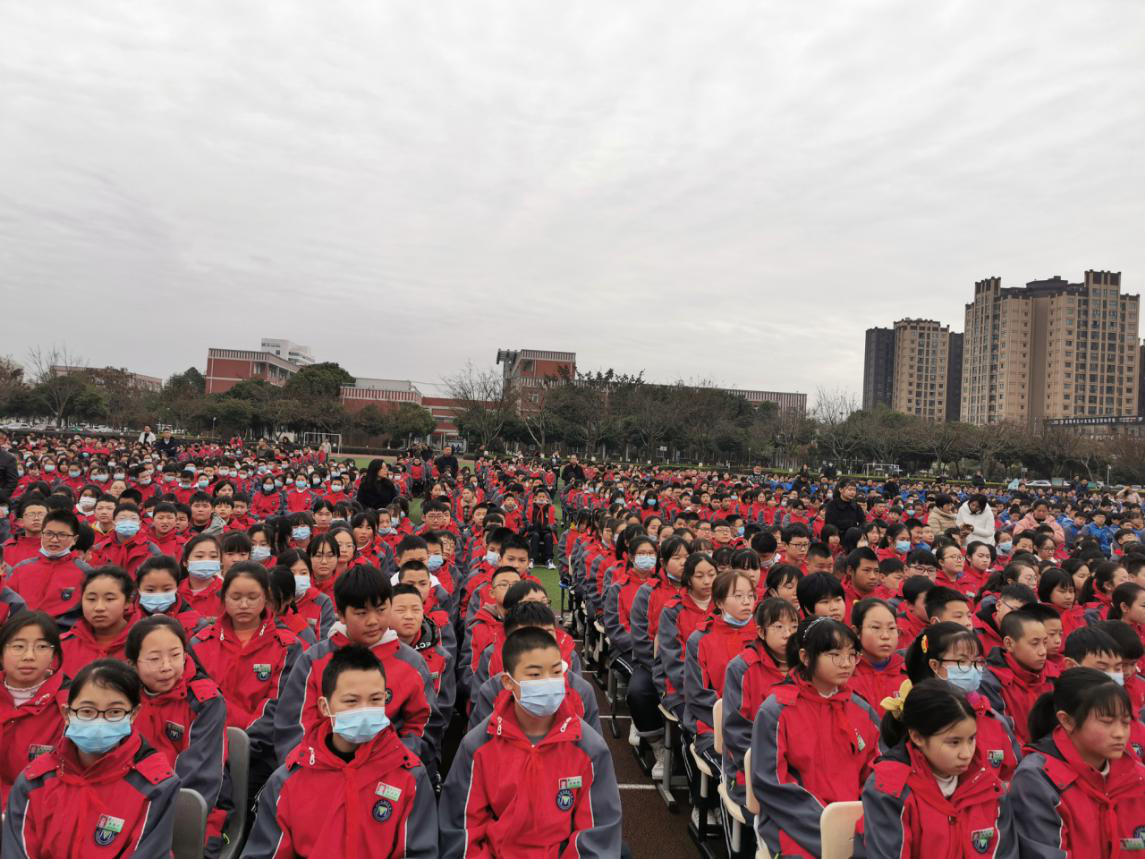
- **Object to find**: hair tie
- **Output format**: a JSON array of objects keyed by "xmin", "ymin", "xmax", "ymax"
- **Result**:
[
  {"xmin": 920, "ymin": 634, "xmax": 928, "ymax": 654},
  {"xmin": 881, "ymin": 678, "xmax": 913, "ymax": 720}
]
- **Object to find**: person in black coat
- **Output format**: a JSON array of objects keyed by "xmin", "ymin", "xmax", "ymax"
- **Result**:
[
  {"xmin": 823, "ymin": 479, "xmax": 865, "ymax": 532},
  {"xmin": 356, "ymin": 458, "xmax": 398, "ymax": 510},
  {"xmin": 0, "ymin": 430, "xmax": 18, "ymax": 505}
]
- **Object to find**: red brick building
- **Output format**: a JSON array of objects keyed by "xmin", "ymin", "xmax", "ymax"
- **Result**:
[
  {"xmin": 497, "ymin": 348, "xmax": 577, "ymax": 414},
  {"xmin": 204, "ymin": 348, "xmax": 299, "ymax": 394}
]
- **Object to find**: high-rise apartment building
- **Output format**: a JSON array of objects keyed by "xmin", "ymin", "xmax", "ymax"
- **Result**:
[
  {"xmin": 961, "ymin": 271, "xmax": 1138, "ymax": 426},
  {"xmin": 891, "ymin": 319, "xmax": 953, "ymax": 421},
  {"xmin": 862, "ymin": 327, "xmax": 896, "ymax": 410}
]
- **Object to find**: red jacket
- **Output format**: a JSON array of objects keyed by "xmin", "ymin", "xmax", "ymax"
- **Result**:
[
  {"xmin": 685, "ymin": 616, "xmax": 758, "ymax": 741},
  {"xmin": 438, "ymin": 693, "xmax": 622, "ymax": 859},
  {"xmin": 0, "ymin": 670, "xmax": 65, "ymax": 805},
  {"xmin": 467, "ymin": 605, "xmax": 505, "ymax": 674},
  {"xmin": 848, "ymin": 652, "xmax": 906, "ymax": 717},
  {"xmin": 138, "ymin": 596, "xmax": 206, "ymax": 636},
  {"xmin": 60, "ymin": 615, "xmax": 136, "ymax": 678},
  {"xmin": 3, "ymin": 731, "xmax": 179, "ymax": 859},
  {"xmin": 980, "ymin": 650, "xmax": 1052, "ymax": 743},
  {"xmin": 967, "ymin": 692, "xmax": 1022, "ymax": 783},
  {"xmin": 178, "ymin": 577, "xmax": 223, "ymax": 624},
  {"xmin": 657, "ymin": 591, "xmax": 716, "ymax": 709},
  {"xmin": 88, "ymin": 532, "xmax": 160, "ymax": 574},
  {"xmin": 243, "ymin": 722, "xmax": 438, "ymax": 859},
  {"xmin": 896, "ymin": 610, "xmax": 928, "ymax": 651},
  {"xmin": 250, "ymin": 489, "xmax": 283, "ymax": 520},
  {"xmin": 1010, "ymin": 727, "xmax": 1145, "ymax": 859},
  {"xmin": 284, "ymin": 489, "xmax": 316, "ymax": 514},
  {"xmin": 148, "ymin": 529, "xmax": 188, "ymax": 559},
  {"xmin": 861, "ymin": 741, "xmax": 1013, "ymax": 858},
  {"xmin": 722, "ymin": 640, "xmax": 789, "ymax": 793},
  {"xmin": 1, "ymin": 534, "xmax": 41, "ymax": 569},
  {"xmin": 5, "ymin": 552, "xmax": 88, "ymax": 625}
]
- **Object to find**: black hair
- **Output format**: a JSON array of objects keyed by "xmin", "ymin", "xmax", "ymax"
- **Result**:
[
  {"xmin": 901, "ymin": 575, "xmax": 936, "ymax": 604},
  {"xmin": 659, "ymin": 535, "xmax": 692, "ymax": 574},
  {"xmin": 502, "ymin": 627, "xmax": 561, "ymax": 676},
  {"xmin": 504, "ymin": 580, "xmax": 547, "ymax": 611},
  {"xmin": 1037, "ymin": 567, "xmax": 1075, "ymax": 604},
  {"xmin": 500, "ymin": 534, "xmax": 531, "ymax": 558},
  {"xmin": 1094, "ymin": 619, "xmax": 1145, "ymax": 662},
  {"xmin": 904, "ymin": 621, "xmax": 982, "ymax": 682},
  {"xmin": 220, "ymin": 532, "xmax": 252, "ymax": 555},
  {"xmin": 1109, "ymin": 583, "xmax": 1145, "ymax": 621},
  {"xmin": 787, "ymin": 617, "xmax": 859, "ymax": 680},
  {"xmin": 925, "ymin": 586, "xmax": 970, "ymax": 621},
  {"xmin": 1080, "ymin": 560, "xmax": 1125, "ymax": 604},
  {"xmin": 333, "ymin": 564, "xmax": 391, "ymax": 613},
  {"xmin": 795, "ymin": 572, "xmax": 845, "ymax": 616},
  {"xmin": 1062, "ymin": 626, "xmax": 1120, "ymax": 664},
  {"xmin": 1000, "ymin": 608, "xmax": 1046, "ymax": 641},
  {"xmin": 851, "ymin": 598, "xmax": 896, "ymax": 630},
  {"xmin": 397, "ymin": 560, "xmax": 430, "ymax": 580},
  {"xmin": 221, "ymin": 561, "xmax": 270, "ymax": 601},
  {"xmin": 503, "ymin": 601, "xmax": 559, "ymax": 634},
  {"xmin": 845, "ymin": 547, "xmax": 879, "ymax": 570},
  {"xmin": 136, "ymin": 554, "xmax": 181, "ymax": 585},
  {"xmin": 879, "ymin": 677, "xmax": 976, "ymax": 748},
  {"xmin": 765, "ymin": 563, "xmax": 802, "ymax": 595},
  {"xmin": 41, "ymin": 509, "xmax": 80, "ymax": 534},
  {"xmin": 320, "ymin": 644, "xmax": 387, "ymax": 699},
  {"xmin": 1027, "ymin": 667, "xmax": 1130, "ymax": 742},
  {"xmin": 267, "ymin": 565, "xmax": 297, "ymax": 612},
  {"xmin": 125, "ymin": 615, "xmax": 189, "ymax": 663},
  {"xmin": 180, "ymin": 534, "xmax": 221, "ymax": 569},
  {"xmin": 681, "ymin": 552, "xmax": 716, "ymax": 590},
  {"xmin": 394, "ymin": 534, "xmax": 428, "ymax": 557},
  {"xmin": 82, "ymin": 565, "xmax": 136, "ymax": 600},
  {"xmin": 0, "ymin": 611, "xmax": 61, "ymax": 662},
  {"xmin": 68, "ymin": 659, "xmax": 142, "ymax": 709}
]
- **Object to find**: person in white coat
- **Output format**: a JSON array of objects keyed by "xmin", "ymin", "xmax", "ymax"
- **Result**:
[{"xmin": 956, "ymin": 493, "xmax": 995, "ymax": 545}]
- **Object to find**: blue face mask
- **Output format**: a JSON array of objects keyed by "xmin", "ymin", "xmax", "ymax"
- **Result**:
[
  {"xmin": 294, "ymin": 575, "xmax": 310, "ymax": 597},
  {"xmin": 916, "ymin": 541, "xmax": 931, "ymax": 552},
  {"xmin": 66, "ymin": 716, "xmax": 133, "ymax": 755},
  {"xmin": 895, "ymin": 540, "xmax": 911, "ymax": 554},
  {"xmin": 1107, "ymin": 670, "xmax": 1125, "ymax": 686},
  {"xmin": 945, "ymin": 664, "xmax": 983, "ymax": 693},
  {"xmin": 997, "ymin": 542, "xmax": 1013, "ymax": 555},
  {"xmin": 187, "ymin": 559, "xmax": 221, "ymax": 580},
  {"xmin": 295, "ymin": 480, "xmax": 307, "ymax": 490},
  {"xmin": 139, "ymin": 591, "xmax": 177, "ymax": 613},
  {"xmin": 485, "ymin": 550, "xmax": 501, "ymax": 566},
  {"xmin": 292, "ymin": 526, "xmax": 311, "ymax": 542},
  {"xmin": 722, "ymin": 611, "xmax": 751, "ymax": 628},
  {"xmin": 331, "ymin": 706, "xmax": 390, "ymax": 744},
  {"xmin": 737, "ymin": 526, "xmax": 745, "ymax": 537},
  {"xmin": 633, "ymin": 555, "xmax": 657, "ymax": 572},
  {"xmin": 251, "ymin": 545, "xmax": 272, "ymax": 562},
  {"xmin": 115, "ymin": 520, "xmax": 141, "ymax": 539},
  {"xmin": 427, "ymin": 554, "xmax": 444, "ymax": 572},
  {"xmin": 197, "ymin": 479, "xmax": 210, "ymax": 489},
  {"xmin": 514, "ymin": 676, "xmax": 566, "ymax": 717}
]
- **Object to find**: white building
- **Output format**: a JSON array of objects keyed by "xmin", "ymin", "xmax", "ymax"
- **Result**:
[{"xmin": 260, "ymin": 338, "xmax": 314, "ymax": 366}]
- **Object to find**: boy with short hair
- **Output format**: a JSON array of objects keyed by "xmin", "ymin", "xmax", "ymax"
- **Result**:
[
  {"xmin": 1, "ymin": 495, "xmax": 49, "ymax": 569},
  {"xmin": 979, "ymin": 608, "xmax": 1053, "ymax": 741},
  {"xmin": 89, "ymin": 502, "xmax": 161, "ymax": 574},
  {"xmin": 390, "ymin": 583, "xmax": 455, "ymax": 756},
  {"xmin": 245, "ymin": 646, "xmax": 438, "ymax": 858},
  {"xmin": 6, "ymin": 509, "xmax": 89, "ymax": 626},
  {"xmin": 440, "ymin": 628, "xmax": 622, "ymax": 858},
  {"xmin": 924, "ymin": 586, "xmax": 973, "ymax": 630}
]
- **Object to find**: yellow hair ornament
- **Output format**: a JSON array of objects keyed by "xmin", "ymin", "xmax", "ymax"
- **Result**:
[
  {"xmin": 880, "ymin": 678, "xmax": 913, "ymax": 720},
  {"xmin": 920, "ymin": 635, "xmax": 929, "ymax": 654}
]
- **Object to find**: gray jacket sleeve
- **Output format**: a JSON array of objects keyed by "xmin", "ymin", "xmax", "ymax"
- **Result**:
[
  {"xmin": 315, "ymin": 592, "xmax": 336, "ymax": 639},
  {"xmin": 239, "ymin": 763, "xmax": 291, "ymax": 858},
  {"xmin": 177, "ymin": 689, "xmax": 227, "ymax": 807},
  {"xmin": 403, "ymin": 764, "xmax": 439, "ymax": 859},
  {"xmin": 1008, "ymin": 755, "xmax": 1069, "ymax": 859},
  {"xmin": 859, "ymin": 773, "xmax": 907, "ymax": 859},
  {"xmin": 978, "ymin": 669, "xmax": 1008, "ymax": 723},
  {"xmin": 683, "ymin": 629, "xmax": 714, "ymax": 737},
  {"xmin": 570, "ymin": 672, "xmax": 604, "ymax": 737},
  {"xmin": 751, "ymin": 696, "xmax": 824, "ymax": 856},
  {"xmin": 2, "ymin": 773, "xmax": 33, "ymax": 858},
  {"xmin": 126, "ymin": 767, "xmax": 182, "ymax": 858},
  {"xmin": 439, "ymin": 725, "xmax": 483, "ymax": 859},
  {"xmin": 272, "ymin": 643, "xmax": 320, "ymax": 763},
  {"xmin": 467, "ymin": 677, "xmax": 501, "ymax": 732},
  {"xmin": 657, "ymin": 604, "xmax": 685, "ymax": 709},
  {"xmin": 629, "ymin": 585, "xmax": 654, "ymax": 670},
  {"xmin": 721, "ymin": 655, "xmax": 753, "ymax": 799},
  {"xmin": 425, "ymin": 643, "xmax": 456, "ymax": 755},
  {"xmin": 567, "ymin": 726, "xmax": 623, "ymax": 859},
  {"xmin": 602, "ymin": 582, "xmax": 632, "ymax": 658},
  {"xmin": 249, "ymin": 640, "xmax": 302, "ymax": 760}
]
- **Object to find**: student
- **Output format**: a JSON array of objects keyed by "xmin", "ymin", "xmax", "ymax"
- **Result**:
[
  {"xmin": 440, "ymin": 628, "xmax": 622, "ymax": 859},
  {"xmin": 862, "ymin": 680, "xmax": 1015, "ymax": 858},
  {"xmin": 764, "ymin": 562, "xmax": 802, "ymax": 602},
  {"xmin": 0, "ymin": 612, "xmax": 65, "ymax": 805},
  {"xmin": 88, "ymin": 502, "xmax": 161, "ymax": 575},
  {"xmin": 1108, "ymin": 582, "xmax": 1145, "ymax": 646},
  {"xmin": 126, "ymin": 616, "xmax": 228, "ymax": 855},
  {"xmin": 2, "ymin": 660, "xmax": 180, "ymax": 858},
  {"xmin": 925, "ymin": 585, "xmax": 974, "ymax": 630},
  {"xmin": 463, "ymin": 566, "xmax": 523, "ymax": 693},
  {"xmin": 5, "ymin": 509, "xmax": 89, "ymax": 628},
  {"xmin": 895, "ymin": 576, "xmax": 936, "ymax": 650},
  {"xmin": 749, "ymin": 617, "xmax": 880, "ymax": 858},
  {"xmin": 848, "ymin": 597, "xmax": 904, "ymax": 718},
  {"xmin": 276, "ymin": 548, "xmax": 337, "ymax": 638},
  {"xmin": 904, "ymin": 621, "xmax": 1022, "ymax": 782},
  {"xmin": 1, "ymin": 495, "xmax": 48, "ymax": 569},
  {"xmin": 242, "ymin": 646, "xmax": 438, "ymax": 858},
  {"xmin": 980, "ymin": 608, "xmax": 1053, "ymax": 742},
  {"xmin": 59, "ymin": 566, "xmax": 137, "ymax": 678},
  {"xmin": 841, "ymin": 547, "xmax": 881, "ymax": 618},
  {"xmin": 794, "ymin": 572, "xmax": 846, "ymax": 621},
  {"xmin": 1079, "ymin": 559, "xmax": 1129, "ymax": 619},
  {"xmin": 1009, "ymin": 668, "xmax": 1145, "ymax": 855},
  {"xmin": 974, "ymin": 583, "xmax": 1037, "ymax": 658},
  {"xmin": 273, "ymin": 565, "xmax": 433, "ymax": 764},
  {"xmin": 389, "ymin": 583, "xmax": 455, "ymax": 756},
  {"xmin": 1038, "ymin": 567, "xmax": 1087, "ymax": 638},
  {"xmin": 191, "ymin": 561, "xmax": 303, "ymax": 790},
  {"xmin": 178, "ymin": 534, "xmax": 224, "ymax": 623},
  {"xmin": 657, "ymin": 552, "xmax": 718, "ymax": 719},
  {"xmin": 683, "ymin": 569, "xmax": 758, "ymax": 758},
  {"xmin": 721, "ymin": 598, "xmax": 798, "ymax": 809}
]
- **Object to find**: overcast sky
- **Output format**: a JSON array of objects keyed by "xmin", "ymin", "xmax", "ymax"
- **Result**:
[{"xmin": 2, "ymin": 1, "xmax": 1143, "ymax": 403}]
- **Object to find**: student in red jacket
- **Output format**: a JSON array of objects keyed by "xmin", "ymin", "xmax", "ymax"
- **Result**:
[
  {"xmin": 1039, "ymin": 567, "xmax": 1088, "ymax": 638},
  {"xmin": 439, "ymin": 627, "xmax": 622, "ymax": 858},
  {"xmin": 5, "ymin": 509, "xmax": 89, "ymax": 628},
  {"xmin": 390, "ymin": 583, "xmax": 456, "ymax": 761},
  {"xmin": 749, "ymin": 617, "xmax": 880, "ymax": 858},
  {"xmin": 1, "ymin": 659, "xmax": 180, "ymax": 858},
  {"xmin": 126, "ymin": 615, "xmax": 228, "ymax": 855},
  {"xmin": 244, "ymin": 645, "xmax": 438, "ymax": 858},
  {"xmin": 88, "ymin": 502, "xmax": 161, "ymax": 575},
  {"xmin": 0, "ymin": 612, "xmax": 65, "ymax": 805},
  {"xmin": 191, "ymin": 561, "xmax": 303, "ymax": 791},
  {"xmin": 135, "ymin": 555, "xmax": 206, "ymax": 635},
  {"xmin": 60, "ymin": 566, "xmax": 137, "ymax": 678},
  {"xmin": 147, "ymin": 501, "xmax": 187, "ymax": 558},
  {"xmin": 276, "ymin": 549, "xmax": 336, "ymax": 638},
  {"xmin": 860, "ymin": 679, "xmax": 1016, "ymax": 858},
  {"xmin": 1009, "ymin": 668, "xmax": 1145, "ymax": 857},
  {"xmin": 657, "ymin": 552, "xmax": 718, "ymax": 719},
  {"xmin": 1, "ymin": 495, "xmax": 48, "ymax": 570},
  {"xmin": 979, "ymin": 606, "xmax": 1054, "ymax": 743},
  {"xmin": 273, "ymin": 566, "xmax": 434, "ymax": 766},
  {"xmin": 178, "ymin": 534, "xmax": 225, "ymax": 623},
  {"xmin": 462, "ymin": 566, "xmax": 522, "ymax": 695},
  {"xmin": 904, "ymin": 621, "xmax": 1022, "ymax": 783},
  {"xmin": 848, "ymin": 597, "xmax": 904, "ymax": 718}
]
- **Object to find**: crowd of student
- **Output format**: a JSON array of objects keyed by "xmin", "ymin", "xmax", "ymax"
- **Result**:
[{"xmin": 0, "ymin": 429, "xmax": 1142, "ymax": 857}]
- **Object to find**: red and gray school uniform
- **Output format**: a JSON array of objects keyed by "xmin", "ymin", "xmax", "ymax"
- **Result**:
[
  {"xmin": 1, "ymin": 732, "xmax": 179, "ymax": 859},
  {"xmin": 467, "ymin": 672, "xmax": 603, "ymax": 737},
  {"xmin": 848, "ymin": 652, "xmax": 907, "ymax": 719},
  {"xmin": 0, "ymin": 586, "xmax": 27, "ymax": 626},
  {"xmin": 1009, "ymin": 726, "xmax": 1145, "ymax": 858},
  {"xmin": 241, "ymin": 721, "xmax": 437, "ymax": 859},
  {"xmin": 684, "ymin": 616, "xmax": 758, "ymax": 757},
  {"xmin": 0, "ymin": 670, "xmax": 65, "ymax": 806},
  {"xmin": 721, "ymin": 640, "xmax": 788, "ymax": 806},
  {"xmin": 408, "ymin": 617, "xmax": 456, "ymax": 762},
  {"xmin": 5, "ymin": 552, "xmax": 89, "ymax": 627},
  {"xmin": 750, "ymin": 675, "xmax": 881, "ymax": 858},
  {"xmin": 439, "ymin": 695, "xmax": 622, "ymax": 859},
  {"xmin": 88, "ymin": 531, "xmax": 162, "ymax": 575},
  {"xmin": 656, "ymin": 592, "xmax": 716, "ymax": 716},
  {"xmin": 859, "ymin": 741, "xmax": 1015, "ymax": 859},
  {"xmin": 979, "ymin": 650, "xmax": 1052, "ymax": 743}
]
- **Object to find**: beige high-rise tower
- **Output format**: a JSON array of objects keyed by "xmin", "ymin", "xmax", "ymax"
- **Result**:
[
  {"xmin": 891, "ymin": 319, "xmax": 953, "ymax": 421},
  {"xmin": 961, "ymin": 271, "xmax": 1139, "ymax": 427}
]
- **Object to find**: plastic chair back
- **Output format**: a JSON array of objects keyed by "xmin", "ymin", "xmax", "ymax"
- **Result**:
[
  {"xmin": 820, "ymin": 800, "xmax": 863, "ymax": 859},
  {"xmin": 172, "ymin": 788, "xmax": 208, "ymax": 859}
]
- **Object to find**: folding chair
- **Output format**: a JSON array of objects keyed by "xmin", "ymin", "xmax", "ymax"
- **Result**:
[
  {"xmin": 605, "ymin": 655, "xmax": 631, "ymax": 740},
  {"xmin": 820, "ymin": 801, "xmax": 863, "ymax": 859},
  {"xmin": 712, "ymin": 699, "xmax": 747, "ymax": 856},
  {"xmin": 743, "ymin": 751, "xmax": 774, "ymax": 859},
  {"xmin": 219, "ymin": 727, "xmax": 251, "ymax": 859},
  {"xmin": 657, "ymin": 702, "xmax": 685, "ymax": 811},
  {"xmin": 172, "ymin": 788, "xmax": 208, "ymax": 859}
]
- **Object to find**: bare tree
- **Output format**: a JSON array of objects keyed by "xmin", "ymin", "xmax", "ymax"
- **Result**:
[
  {"xmin": 812, "ymin": 387, "xmax": 862, "ymax": 464},
  {"xmin": 443, "ymin": 362, "xmax": 516, "ymax": 450}
]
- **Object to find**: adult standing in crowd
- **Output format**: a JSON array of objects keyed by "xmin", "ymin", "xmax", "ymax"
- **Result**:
[
  {"xmin": 356, "ymin": 458, "xmax": 398, "ymax": 510},
  {"xmin": 0, "ymin": 430, "xmax": 17, "ymax": 506},
  {"xmin": 137, "ymin": 425, "xmax": 156, "ymax": 445},
  {"xmin": 561, "ymin": 454, "xmax": 586, "ymax": 487},
  {"xmin": 435, "ymin": 445, "xmax": 459, "ymax": 480},
  {"xmin": 155, "ymin": 429, "xmax": 180, "ymax": 457},
  {"xmin": 823, "ymin": 479, "xmax": 864, "ymax": 532}
]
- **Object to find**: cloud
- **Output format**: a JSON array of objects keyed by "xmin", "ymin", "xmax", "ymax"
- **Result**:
[{"xmin": 1, "ymin": 0, "xmax": 1142, "ymax": 403}]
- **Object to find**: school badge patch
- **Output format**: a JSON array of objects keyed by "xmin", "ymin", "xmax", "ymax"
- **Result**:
[
  {"xmin": 253, "ymin": 663, "xmax": 271, "ymax": 681},
  {"xmin": 385, "ymin": 688, "xmax": 394, "ymax": 704},
  {"xmin": 987, "ymin": 749, "xmax": 1004, "ymax": 768},
  {"xmin": 1124, "ymin": 828, "xmax": 1145, "ymax": 851},
  {"xmin": 94, "ymin": 814, "xmax": 124, "ymax": 846},
  {"xmin": 165, "ymin": 721, "xmax": 185, "ymax": 742},
  {"xmin": 60, "ymin": 588, "xmax": 75, "ymax": 601},
  {"xmin": 26, "ymin": 743, "xmax": 53, "ymax": 761},
  {"xmin": 372, "ymin": 798, "xmax": 393, "ymax": 822},
  {"xmin": 970, "ymin": 828, "xmax": 994, "ymax": 853},
  {"xmin": 556, "ymin": 777, "xmax": 581, "ymax": 812}
]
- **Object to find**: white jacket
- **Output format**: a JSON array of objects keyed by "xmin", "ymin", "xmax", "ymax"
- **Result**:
[{"xmin": 956, "ymin": 502, "xmax": 996, "ymax": 545}]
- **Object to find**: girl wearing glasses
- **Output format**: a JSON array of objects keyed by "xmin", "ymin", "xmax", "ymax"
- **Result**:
[
  {"xmin": 2, "ymin": 659, "xmax": 180, "ymax": 858},
  {"xmin": 749, "ymin": 617, "xmax": 879, "ymax": 858},
  {"xmin": 127, "ymin": 615, "xmax": 229, "ymax": 856},
  {"xmin": 904, "ymin": 621, "xmax": 1021, "ymax": 782},
  {"xmin": 0, "ymin": 612, "xmax": 65, "ymax": 805},
  {"xmin": 60, "ymin": 567, "xmax": 137, "ymax": 679}
]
